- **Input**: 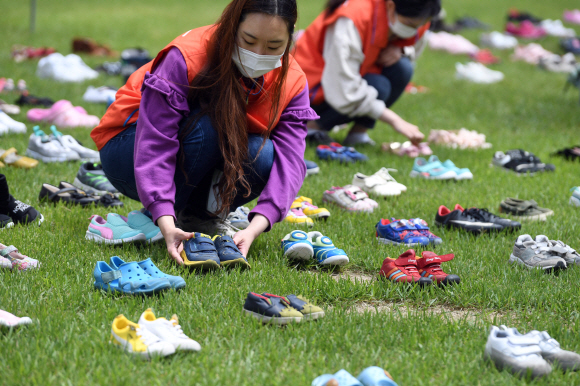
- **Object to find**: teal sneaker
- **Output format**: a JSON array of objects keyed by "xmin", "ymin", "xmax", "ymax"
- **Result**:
[
  {"xmin": 357, "ymin": 366, "xmax": 399, "ymax": 386},
  {"xmin": 440, "ymin": 158, "xmax": 473, "ymax": 180},
  {"xmin": 85, "ymin": 213, "xmax": 147, "ymax": 245},
  {"xmin": 409, "ymin": 157, "xmax": 457, "ymax": 180},
  {"xmin": 122, "ymin": 210, "xmax": 163, "ymax": 243},
  {"xmin": 109, "ymin": 256, "xmax": 186, "ymax": 290},
  {"xmin": 93, "ymin": 260, "xmax": 171, "ymax": 295},
  {"xmin": 570, "ymin": 187, "xmax": 580, "ymax": 206},
  {"xmin": 281, "ymin": 230, "xmax": 314, "ymax": 261},
  {"xmin": 312, "ymin": 369, "xmax": 362, "ymax": 386},
  {"xmin": 307, "ymin": 231, "xmax": 349, "ymax": 266}
]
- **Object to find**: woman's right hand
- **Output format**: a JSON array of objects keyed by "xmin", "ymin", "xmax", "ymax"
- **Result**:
[
  {"xmin": 379, "ymin": 108, "xmax": 425, "ymax": 145},
  {"xmin": 157, "ymin": 215, "xmax": 193, "ymax": 265}
]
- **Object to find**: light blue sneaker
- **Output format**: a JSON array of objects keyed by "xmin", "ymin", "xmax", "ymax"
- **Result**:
[
  {"xmin": 409, "ymin": 157, "xmax": 457, "ymax": 180},
  {"xmin": 440, "ymin": 158, "xmax": 473, "ymax": 180},
  {"xmin": 109, "ymin": 256, "xmax": 186, "ymax": 290},
  {"xmin": 93, "ymin": 260, "xmax": 171, "ymax": 295},
  {"xmin": 357, "ymin": 366, "xmax": 399, "ymax": 386},
  {"xmin": 307, "ymin": 231, "xmax": 349, "ymax": 266},
  {"xmin": 313, "ymin": 370, "xmax": 362, "ymax": 386},
  {"xmin": 227, "ymin": 206, "xmax": 250, "ymax": 229},
  {"xmin": 122, "ymin": 210, "xmax": 163, "ymax": 243},
  {"xmin": 570, "ymin": 187, "xmax": 580, "ymax": 206},
  {"xmin": 281, "ymin": 230, "xmax": 314, "ymax": 261}
]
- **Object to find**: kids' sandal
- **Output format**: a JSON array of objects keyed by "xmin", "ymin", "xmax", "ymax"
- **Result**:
[{"xmin": 93, "ymin": 261, "xmax": 171, "ymax": 295}]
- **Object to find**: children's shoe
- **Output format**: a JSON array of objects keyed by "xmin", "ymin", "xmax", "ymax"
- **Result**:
[
  {"xmin": 138, "ymin": 308, "xmax": 201, "ymax": 352},
  {"xmin": 0, "ymin": 245, "xmax": 39, "ymax": 271},
  {"xmin": 281, "ymin": 230, "xmax": 314, "ymax": 261},
  {"xmin": 226, "ymin": 206, "xmax": 250, "ymax": 229},
  {"xmin": 379, "ymin": 250, "xmax": 433, "ymax": 286},
  {"xmin": 74, "ymin": 162, "xmax": 118, "ymax": 195},
  {"xmin": 85, "ymin": 213, "xmax": 147, "ymax": 244},
  {"xmin": 307, "ymin": 231, "xmax": 349, "ymax": 266},
  {"xmin": 93, "ymin": 261, "xmax": 172, "ymax": 295},
  {"xmin": 408, "ymin": 218, "xmax": 442, "ymax": 244},
  {"xmin": 121, "ymin": 210, "xmax": 163, "ymax": 243},
  {"xmin": 4, "ymin": 194, "xmax": 44, "ymax": 226},
  {"xmin": 376, "ymin": 219, "xmax": 430, "ymax": 246},
  {"xmin": 262, "ymin": 293, "xmax": 325, "ymax": 321},
  {"xmin": 351, "ymin": 170, "xmax": 402, "ymax": 197},
  {"xmin": 329, "ymin": 142, "xmax": 368, "ymax": 162},
  {"xmin": 213, "ymin": 234, "xmax": 251, "ymax": 269},
  {"xmin": 499, "ymin": 198, "xmax": 554, "ymax": 221},
  {"xmin": 570, "ymin": 187, "xmax": 580, "ymax": 206},
  {"xmin": 109, "ymin": 256, "xmax": 186, "ymax": 290},
  {"xmin": 284, "ymin": 207, "xmax": 314, "ymax": 227},
  {"xmin": 357, "ymin": 366, "xmax": 399, "ymax": 386},
  {"xmin": 417, "ymin": 251, "xmax": 460, "ymax": 285},
  {"xmin": 322, "ymin": 186, "xmax": 377, "ymax": 212},
  {"xmin": 441, "ymin": 158, "xmax": 473, "ymax": 180},
  {"xmin": 316, "ymin": 145, "xmax": 354, "ymax": 163},
  {"xmin": 243, "ymin": 292, "xmax": 303, "ymax": 325},
  {"xmin": 305, "ymin": 159, "xmax": 320, "ymax": 176},
  {"xmin": 0, "ymin": 309, "xmax": 33, "ymax": 328},
  {"xmin": 49, "ymin": 125, "xmax": 100, "ymax": 162},
  {"xmin": 293, "ymin": 197, "xmax": 330, "ymax": 219},
  {"xmin": 312, "ymin": 369, "xmax": 362, "ymax": 386},
  {"xmin": 110, "ymin": 315, "xmax": 175, "ymax": 359},
  {"xmin": 410, "ymin": 157, "xmax": 457, "ymax": 180},
  {"xmin": 180, "ymin": 233, "xmax": 221, "ymax": 269}
]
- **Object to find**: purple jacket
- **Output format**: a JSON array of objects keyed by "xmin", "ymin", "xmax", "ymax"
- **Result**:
[{"xmin": 134, "ymin": 48, "xmax": 318, "ymax": 230}]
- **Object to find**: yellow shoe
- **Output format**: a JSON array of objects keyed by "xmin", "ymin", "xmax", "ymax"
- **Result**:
[
  {"xmin": 0, "ymin": 148, "xmax": 39, "ymax": 169},
  {"xmin": 110, "ymin": 315, "xmax": 175, "ymax": 359},
  {"xmin": 292, "ymin": 198, "xmax": 331, "ymax": 220},
  {"xmin": 294, "ymin": 196, "xmax": 313, "ymax": 205},
  {"xmin": 0, "ymin": 161, "xmax": 4, "ymax": 168},
  {"xmin": 284, "ymin": 208, "xmax": 314, "ymax": 227}
]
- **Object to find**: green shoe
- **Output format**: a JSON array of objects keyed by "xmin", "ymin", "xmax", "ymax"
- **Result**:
[
  {"xmin": 499, "ymin": 198, "xmax": 553, "ymax": 221},
  {"xmin": 263, "ymin": 293, "xmax": 325, "ymax": 321}
]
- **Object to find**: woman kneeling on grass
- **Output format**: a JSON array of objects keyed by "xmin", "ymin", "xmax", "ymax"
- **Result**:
[{"xmin": 91, "ymin": 0, "xmax": 316, "ymax": 263}]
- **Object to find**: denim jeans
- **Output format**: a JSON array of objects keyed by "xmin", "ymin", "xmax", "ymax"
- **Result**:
[
  {"xmin": 100, "ymin": 111, "xmax": 275, "ymax": 219},
  {"xmin": 313, "ymin": 57, "xmax": 414, "ymax": 130}
]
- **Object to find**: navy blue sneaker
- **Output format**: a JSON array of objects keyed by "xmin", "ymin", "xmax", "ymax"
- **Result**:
[
  {"xmin": 213, "ymin": 235, "xmax": 251, "ymax": 269},
  {"xmin": 329, "ymin": 142, "xmax": 368, "ymax": 162},
  {"xmin": 243, "ymin": 292, "xmax": 303, "ymax": 325},
  {"xmin": 305, "ymin": 159, "xmax": 319, "ymax": 176},
  {"xmin": 316, "ymin": 145, "xmax": 354, "ymax": 163},
  {"xmin": 180, "ymin": 233, "xmax": 221, "ymax": 269},
  {"xmin": 408, "ymin": 218, "xmax": 443, "ymax": 245},
  {"xmin": 262, "ymin": 293, "xmax": 325, "ymax": 321},
  {"xmin": 375, "ymin": 219, "xmax": 430, "ymax": 246}
]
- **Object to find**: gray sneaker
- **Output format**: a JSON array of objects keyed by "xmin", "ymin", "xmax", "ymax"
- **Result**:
[
  {"xmin": 177, "ymin": 210, "xmax": 239, "ymax": 237},
  {"xmin": 499, "ymin": 198, "xmax": 554, "ymax": 221},
  {"xmin": 26, "ymin": 128, "xmax": 80, "ymax": 163},
  {"xmin": 509, "ymin": 234, "xmax": 567, "ymax": 270},
  {"xmin": 534, "ymin": 235, "xmax": 580, "ymax": 267}
]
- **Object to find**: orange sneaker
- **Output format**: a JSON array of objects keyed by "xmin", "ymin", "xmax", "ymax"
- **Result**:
[
  {"xmin": 416, "ymin": 251, "xmax": 461, "ymax": 285},
  {"xmin": 379, "ymin": 249, "xmax": 432, "ymax": 286}
]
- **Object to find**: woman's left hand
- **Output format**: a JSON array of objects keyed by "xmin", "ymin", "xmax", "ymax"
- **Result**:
[
  {"xmin": 233, "ymin": 213, "xmax": 269, "ymax": 257},
  {"xmin": 376, "ymin": 44, "xmax": 402, "ymax": 67}
]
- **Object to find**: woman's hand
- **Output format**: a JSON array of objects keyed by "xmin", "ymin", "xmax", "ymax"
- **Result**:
[
  {"xmin": 376, "ymin": 44, "xmax": 402, "ymax": 67},
  {"xmin": 233, "ymin": 213, "xmax": 269, "ymax": 257},
  {"xmin": 157, "ymin": 215, "xmax": 193, "ymax": 265},
  {"xmin": 379, "ymin": 108, "xmax": 425, "ymax": 145}
]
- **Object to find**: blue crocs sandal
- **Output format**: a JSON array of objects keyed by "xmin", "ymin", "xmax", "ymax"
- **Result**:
[
  {"xmin": 93, "ymin": 260, "xmax": 171, "ymax": 295},
  {"xmin": 213, "ymin": 235, "xmax": 251, "ymax": 269},
  {"xmin": 180, "ymin": 233, "xmax": 221, "ymax": 269},
  {"xmin": 109, "ymin": 256, "xmax": 186, "ymax": 290},
  {"xmin": 357, "ymin": 366, "xmax": 399, "ymax": 386},
  {"xmin": 312, "ymin": 369, "xmax": 363, "ymax": 386}
]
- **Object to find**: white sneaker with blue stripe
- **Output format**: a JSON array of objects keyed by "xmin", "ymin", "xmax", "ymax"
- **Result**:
[
  {"xmin": 307, "ymin": 231, "xmax": 349, "ymax": 266},
  {"xmin": 281, "ymin": 230, "xmax": 314, "ymax": 260}
]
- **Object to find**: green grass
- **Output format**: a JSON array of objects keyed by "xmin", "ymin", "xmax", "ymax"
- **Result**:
[{"xmin": 1, "ymin": 0, "xmax": 580, "ymax": 384}]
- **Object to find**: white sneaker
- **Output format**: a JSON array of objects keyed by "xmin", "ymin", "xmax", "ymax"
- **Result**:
[
  {"xmin": 83, "ymin": 85, "xmax": 117, "ymax": 103},
  {"xmin": 0, "ymin": 121, "xmax": 8, "ymax": 136},
  {"xmin": 456, "ymin": 62, "xmax": 504, "ymax": 84},
  {"xmin": 37, "ymin": 53, "xmax": 99, "ymax": 83},
  {"xmin": 540, "ymin": 19, "xmax": 576, "ymax": 38},
  {"xmin": 0, "ymin": 111, "xmax": 26, "ymax": 134},
  {"xmin": 499, "ymin": 326, "xmax": 580, "ymax": 372},
  {"xmin": 480, "ymin": 31, "xmax": 518, "ymax": 49},
  {"xmin": 110, "ymin": 314, "xmax": 175, "ymax": 359},
  {"xmin": 26, "ymin": 127, "xmax": 80, "ymax": 163},
  {"xmin": 484, "ymin": 325, "xmax": 552, "ymax": 378},
  {"xmin": 374, "ymin": 168, "xmax": 407, "ymax": 192},
  {"xmin": 138, "ymin": 308, "xmax": 201, "ymax": 352},
  {"xmin": 49, "ymin": 126, "xmax": 100, "ymax": 162},
  {"xmin": 352, "ymin": 170, "xmax": 402, "ymax": 197}
]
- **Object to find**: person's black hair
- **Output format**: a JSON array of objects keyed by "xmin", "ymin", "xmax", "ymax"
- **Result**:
[{"xmin": 326, "ymin": 0, "xmax": 441, "ymax": 18}]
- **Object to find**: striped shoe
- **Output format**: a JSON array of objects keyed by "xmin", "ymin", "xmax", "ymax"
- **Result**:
[
  {"xmin": 307, "ymin": 231, "xmax": 349, "ymax": 266},
  {"xmin": 379, "ymin": 249, "xmax": 432, "ymax": 286},
  {"xmin": 416, "ymin": 251, "xmax": 460, "ymax": 285}
]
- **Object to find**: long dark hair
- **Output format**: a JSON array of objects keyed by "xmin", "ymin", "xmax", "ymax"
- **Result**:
[
  {"xmin": 183, "ymin": 0, "xmax": 297, "ymax": 216},
  {"xmin": 326, "ymin": 0, "xmax": 441, "ymax": 18}
]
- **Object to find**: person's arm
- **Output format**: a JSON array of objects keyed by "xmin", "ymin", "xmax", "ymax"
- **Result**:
[{"xmin": 134, "ymin": 47, "xmax": 193, "ymax": 264}]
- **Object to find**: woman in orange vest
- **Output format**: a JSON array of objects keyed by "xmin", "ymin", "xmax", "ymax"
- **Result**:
[
  {"xmin": 294, "ymin": 0, "xmax": 439, "ymax": 146},
  {"xmin": 91, "ymin": 0, "xmax": 317, "ymax": 263}
]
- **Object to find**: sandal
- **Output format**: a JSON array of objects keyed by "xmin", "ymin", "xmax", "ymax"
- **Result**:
[
  {"xmin": 58, "ymin": 181, "xmax": 123, "ymax": 208},
  {"xmin": 0, "ymin": 148, "xmax": 39, "ymax": 169},
  {"xmin": 0, "ymin": 244, "xmax": 39, "ymax": 271},
  {"xmin": 39, "ymin": 183, "xmax": 99, "ymax": 206}
]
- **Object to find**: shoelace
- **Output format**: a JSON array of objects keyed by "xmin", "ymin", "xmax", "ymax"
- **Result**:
[
  {"xmin": 161, "ymin": 318, "xmax": 188, "ymax": 339},
  {"xmin": 136, "ymin": 326, "xmax": 162, "ymax": 346},
  {"xmin": 464, "ymin": 208, "xmax": 497, "ymax": 221}
]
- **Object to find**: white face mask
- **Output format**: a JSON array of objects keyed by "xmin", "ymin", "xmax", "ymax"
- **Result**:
[
  {"xmin": 389, "ymin": 14, "xmax": 418, "ymax": 38},
  {"xmin": 232, "ymin": 46, "xmax": 283, "ymax": 78}
]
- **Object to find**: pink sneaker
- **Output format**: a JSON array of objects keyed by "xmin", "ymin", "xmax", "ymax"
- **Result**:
[
  {"xmin": 506, "ymin": 20, "xmax": 547, "ymax": 39},
  {"xmin": 564, "ymin": 10, "xmax": 580, "ymax": 25},
  {"xmin": 0, "ymin": 244, "xmax": 39, "ymax": 271},
  {"xmin": 322, "ymin": 186, "xmax": 376, "ymax": 212},
  {"xmin": 0, "ymin": 309, "xmax": 33, "ymax": 328},
  {"xmin": 27, "ymin": 100, "xmax": 100, "ymax": 128}
]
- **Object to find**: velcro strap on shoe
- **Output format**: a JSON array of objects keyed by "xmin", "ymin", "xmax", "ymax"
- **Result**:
[
  {"xmin": 101, "ymin": 270, "xmax": 122, "ymax": 283},
  {"xmin": 48, "ymin": 187, "xmax": 83, "ymax": 200},
  {"xmin": 0, "ymin": 245, "xmax": 17, "ymax": 257}
]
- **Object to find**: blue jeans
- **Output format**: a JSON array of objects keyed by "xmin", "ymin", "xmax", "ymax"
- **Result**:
[
  {"xmin": 100, "ymin": 111, "xmax": 275, "ymax": 219},
  {"xmin": 313, "ymin": 57, "xmax": 414, "ymax": 130}
]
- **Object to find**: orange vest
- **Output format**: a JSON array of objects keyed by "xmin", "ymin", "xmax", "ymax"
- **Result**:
[
  {"xmin": 91, "ymin": 25, "xmax": 308, "ymax": 151},
  {"xmin": 293, "ymin": 0, "xmax": 429, "ymax": 105}
]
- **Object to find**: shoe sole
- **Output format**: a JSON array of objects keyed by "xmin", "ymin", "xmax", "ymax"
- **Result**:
[
  {"xmin": 302, "ymin": 311, "xmax": 325, "ymax": 321},
  {"xmin": 321, "ymin": 197, "xmax": 375, "ymax": 213},
  {"xmin": 220, "ymin": 258, "xmax": 251, "ymax": 269},
  {"xmin": 0, "ymin": 221, "xmax": 15, "ymax": 229},
  {"xmin": 284, "ymin": 243, "xmax": 314, "ymax": 260},
  {"xmin": 571, "ymin": 196, "xmax": 580, "ymax": 207},
  {"xmin": 306, "ymin": 212, "xmax": 330, "ymax": 219},
  {"xmin": 147, "ymin": 231, "xmax": 164, "ymax": 244},
  {"xmin": 73, "ymin": 177, "xmax": 115, "ymax": 196},
  {"xmin": 506, "ymin": 211, "xmax": 554, "ymax": 222},
  {"xmin": 306, "ymin": 167, "xmax": 320, "ymax": 175},
  {"xmin": 242, "ymin": 309, "xmax": 302, "ymax": 325},
  {"xmin": 376, "ymin": 236, "xmax": 423, "ymax": 246},
  {"xmin": 508, "ymin": 254, "xmax": 567, "ymax": 271},
  {"xmin": 490, "ymin": 164, "xmax": 537, "ymax": 176},
  {"xmin": 25, "ymin": 148, "xmax": 76, "ymax": 163},
  {"xmin": 409, "ymin": 170, "xmax": 457, "ymax": 180},
  {"xmin": 183, "ymin": 259, "xmax": 221, "ymax": 270},
  {"xmin": 94, "ymin": 281, "xmax": 171, "ymax": 295},
  {"xmin": 434, "ymin": 220, "xmax": 501, "ymax": 234},
  {"xmin": 318, "ymin": 255, "xmax": 349, "ymax": 266},
  {"xmin": 85, "ymin": 231, "xmax": 147, "ymax": 245}
]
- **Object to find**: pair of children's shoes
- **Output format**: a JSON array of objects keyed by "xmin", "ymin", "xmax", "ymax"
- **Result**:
[
  {"xmin": 180, "ymin": 233, "xmax": 250, "ymax": 270},
  {"xmin": 0, "ymin": 244, "xmax": 40, "ymax": 271},
  {"xmin": 281, "ymin": 230, "xmax": 349, "ymax": 266},
  {"xmin": 111, "ymin": 308, "xmax": 200, "ymax": 359},
  {"xmin": 312, "ymin": 367, "xmax": 398, "ymax": 386},
  {"xmin": 243, "ymin": 292, "xmax": 325, "ymax": 325}
]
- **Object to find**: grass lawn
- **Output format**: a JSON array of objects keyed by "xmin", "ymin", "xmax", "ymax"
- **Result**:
[{"xmin": 1, "ymin": 0, "xmax": 580, "ymax": 384}]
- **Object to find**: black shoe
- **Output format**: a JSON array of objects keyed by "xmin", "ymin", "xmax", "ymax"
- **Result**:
[
  {"xmin": 461, "ymin": 206, "xmax": 521, "ymax": 232},
  {"xmin": 435, "ymin": 205, "xmax": 503, "ymax": 234},
  {"xmin": 552, "ymin": 146, "xmax": 580, "ymax": 162},
  {"xmin": 39, "ymin": 183, "xmax": 99, "ymax": 207},
  {"xmin": 492, "ymin": 149, "xmax": 554, "ymax": 175},
  {"xmin": 507, "ymin": 10, "xmax": 541, "ymax": 24},
  {"xmin": 15, "ymin": 93, "xmax": 54, "ymax": 107},
  {"xmin": 6, "ymin": 195, "xmax": 44, "ymax": 226},
  {"xmin": 58, "ymin": 181, "xmax": 123, "ymax": 208},
  {"xmin": 306, "ymin": 130, "xmax": 334, "ymax": 145},
  {"xmin": 0, "ymin": 214, "xmax": 14, "ymax": 229}
]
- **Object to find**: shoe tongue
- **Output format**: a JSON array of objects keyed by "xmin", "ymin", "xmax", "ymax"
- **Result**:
[
  {"xmin": 523, "ymin": 240, "xmax": 537, "ymax": 248},
  {"xmin": 535, "ymin": 235, "xmax": 550, "ymax": 245},
  {"xmin": 396, "ymin": 249, "xmax": 417, "ymax": 265}
]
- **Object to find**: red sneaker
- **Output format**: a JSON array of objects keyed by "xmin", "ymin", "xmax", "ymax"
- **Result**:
[
  {"xmin": 470, "ymin": 49, "xmax": 501, "ymax": 65},
  {"xmin": 379, "ymin": 249, "xmax": 432, "ymax": 286},
  {"xmin": 416, "ymin": 251, "xmax": 461, "ymax": 285}
]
